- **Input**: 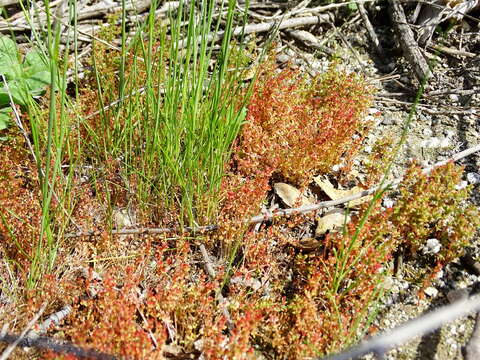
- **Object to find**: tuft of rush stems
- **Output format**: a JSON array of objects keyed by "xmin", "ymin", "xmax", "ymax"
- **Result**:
[
  {"xmin": 88, "ymin": 0, "xmax": 252, "ymax": 227},
  {"xmin": 144, "ymin": 0, "xmax": 251, "ymax": 227},
  {"xmin": 10, "ymin": 0, "xmax": 253, "ymax": 286},
  {"xmin": 13, "ymin": 0, "xmax": 74, "ymax": 287}
]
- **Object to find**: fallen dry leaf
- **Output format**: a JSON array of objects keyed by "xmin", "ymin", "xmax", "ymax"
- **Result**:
[
  {"xmin": 313, "ymin": 176, "xmax": 371, "ymax": 207},
  {"xmin": 315, "ymin": 209, "xmax": 350, "ymax": 236},
  {"xmin": 274, "ymin": 182, "xmax": 313, "ymax": 208}
]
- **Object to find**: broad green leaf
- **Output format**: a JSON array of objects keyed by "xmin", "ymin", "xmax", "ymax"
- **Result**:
[
  {"xmin": 3, "ymin": 79, "xmax": 30, "ymax": 106},
  {"xmin": 23, "ymin": 50, "xmax": 51, "ymax": 92},
  {"xmin": 23, "ymin": 51, "xmax": 51, "ymax": 95},
  {"xmin": 0, "ymin": 89, "xmax": 10, "ymax": 106},
  {"xmin": 26, "ymin": 71, "xmax": 51, "ymax": 95},
  {"xmin": 0, "ymin": 36, "xmax": 22, "ymax": 79},
  {"xmin": 0, "ymin": 106, "xmax": 12, "ymax": 130},
  {"xmin": 23, "ymin": 50, "xmax": 49, "ymax": 75}
]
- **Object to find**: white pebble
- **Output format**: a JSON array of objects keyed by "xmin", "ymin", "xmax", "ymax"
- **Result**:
[
  {"xmin": 424, "ymin": 286, "xmax": 439, "ymax": 297},
  {"xmin": 448, "ymin": 94, "xmax": 460, "ymax": 102},
  {"xmin": 383, "ymin": 198, "xmax": 394, "ymax": 208},
  {"xmin": 420, "ymin": 137, "xmax": 440, "ymax": 148},
  {"xmin": 424, "ymin": 238, "xmax": 441, "ymax": 254},
  {"xmin": 467, "ymin": 172, "xmax": 480, "ymax": 184},
  {"xmin": 331, "ymin": 164, "xmax": 342, "ymax": 172},
  {"xmin": 450, "ymin": 326, "xmax": 457, "ymax": 335},
  {"xmin": 423, "ymin": 128, "xmax": 433, "ymax": 137},
  {"xmin": 439, "ymin": 137, "xmax": 451, "ymax": 148}
]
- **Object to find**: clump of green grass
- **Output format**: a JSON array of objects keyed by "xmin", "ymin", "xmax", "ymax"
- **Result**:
[{"xmin": 78, "ymin": 0, "xmax": 252, "ymax": 228}]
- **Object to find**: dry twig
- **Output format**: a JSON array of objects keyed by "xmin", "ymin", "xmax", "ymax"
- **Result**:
[
  {"xmin": 199, "ymin": 244, "xmax": 234, "ymax": 330},
  {"xmin": 465, "ymin": 312, "xmax": 480, "ymax": 360},
  {"xmin": 358, "ymin": 3, "xmax": 384, "ymax": 57},
  {"xmin": 64, "ymin": 143, "xmax": 480, "ymax": 238},
  {"xmin": 388, "ymin": 0, "xmax": 431, "ymax": 82},
  {"xmin": 0, "ymin": 303, "xmax": 47, "ymax": 360},
  {"xmin": 319, "ymin": 295, "xmax": 480, "ymax": 360}
]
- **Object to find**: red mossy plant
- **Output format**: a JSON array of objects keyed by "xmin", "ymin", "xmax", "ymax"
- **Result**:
[
  {"xmin": 251, "ymin": 205, "xmax": 394, "ymax": 359},
  {"xmin": 0, "ymin": 132, "xmax": 42, "ymax": 270},
  {"xmin": 57, "ymin": 268, "xmax": 157, "ymax": 359},
  {"xmin": 217, "ymin": 59, "xmax": 374, "ymax": 243},
  {"xmin": 232, "ymin": 59, "xmax": 373, "ymax": 187}
]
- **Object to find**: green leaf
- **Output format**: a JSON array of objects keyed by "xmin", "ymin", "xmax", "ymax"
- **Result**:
[
  {"xmin": 3, "ymin": 79, "xmax": 30, "ymax": 106},
  {"xmin": 26, "ymin": 71, "xmax": 51, "ymax": 95},
  {"xmin": 0, "ymin": 36, "xmax": 22, "ymax": 80},
  {"xmin": 0, "ymin": 106, "xmax": 12, "ymax": 130},
  {"xmin": 0, "ymin": 89, "xmax": 10, "ymax": 106},
  {"xmin": 348, "ymin": 3, "xmax": 358, "ymax": 11},
  {"xmin": 23, "ymin": 50, "xmax": 51, "ymax": 94}
]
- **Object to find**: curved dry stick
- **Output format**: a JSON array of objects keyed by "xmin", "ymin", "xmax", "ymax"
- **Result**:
[
  {"xmin": 0, "ymin": 303, "xmax": 47, "ymax": 360},
  {"xmin": 0, "ymin": 333, "xmax": 116, "ymax": 360},
  {"xmin": 177, "ymin": 14, "xmax": 331, "ymax": 49},
  {"xmin": 199, "ymin": 244, "xmax": 235, "ymax": 330},
  {"xmin": 64, "ymin": 143, "xmax": 480, "ymax": 238},
  {"xmin": 251, "ymin": 143, "xmax": 480, "ymax": 224},
  {"xmin": 388, "ymin": 0, "xmax": 431, "ymax": 82},
  {"xmin": 318, "ymin": 295, "xmax": 480, "ymax": 360}
]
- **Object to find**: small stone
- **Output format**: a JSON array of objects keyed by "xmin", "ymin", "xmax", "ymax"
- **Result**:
[
  {"xmin": 423, "ymin": 128, "xmax": 433, "ymax": 137},
  {"xmin": 446, "ymin": 130, "xmax": 455, "ymax": 138},
  {"xmin": 382, "ymin": 116, "xmax": 396, "ymax": 125},
  {"xmin": 420, "ymin": 137, "xmax": 441, "ymax": 148},
  {"xmin": 383, "ymin": 198, "xmax": 394, "ymax": 208},
  {"xmin": 424, "ymin": 286, "xmax": 439, "ymax": 297},
  {"xmin": 391, "ymin": 285, "xmax": 400, "ymax": 294},
  {"xmin": 276, "ymin": 53, "xmax": 290, "ymax": 63},
  {"xmin": 450, "ymin": 325, "xmax": 457, "ymax": 335},
  {"xmin": 331, "ymin": 164, "xmax": 342, "ymax": 172},
  {"xmin": 467, "ymin": 172, "xmax": 480, "ymax": 184},
  {"xmin": 455, "ymin": 181, "xmax": 468, "ymax": 190},
  {"xmin": 448, "ymin": 94, "xmax": 460, "ymax": 102},
  {"xmin": 382, "ymin": 276, "xmax": 394, "ymax": 290},
  {"xmin": 424, "ymin": 238, "xmax": 441, "ymax": 254},
  {"xmin": 194, "ymin": 339, "xmax": 204, "ymax": 351}
]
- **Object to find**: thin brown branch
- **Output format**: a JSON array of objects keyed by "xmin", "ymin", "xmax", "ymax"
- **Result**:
[
  {"xmin": 178, "ymin": 14, "xmax": 331, "ymax": 49},
  {"xmin": 0, "ymin": 333, "xmax": 116, "ymax": 360},
  {"xmin": 429, "ymin": 44, "xmax": 477, "ymax": 58},
  {"xmin": 0, "ymin": 302, "xmax": 47, "ymax": 360},
  {"xmin": 199, "ymin": 244, "xmax": 234, "ymax": 330},
  {"xmin": 388, "ymin": 0, "xmax": 431, "ymax": 82},
  {"xmin": 65, "ymin": 143, "xmax": 480, "ymax": 238},
  {"xmin": 358, "ymin": 3, "xmax": 384, "ymax": 57}
]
